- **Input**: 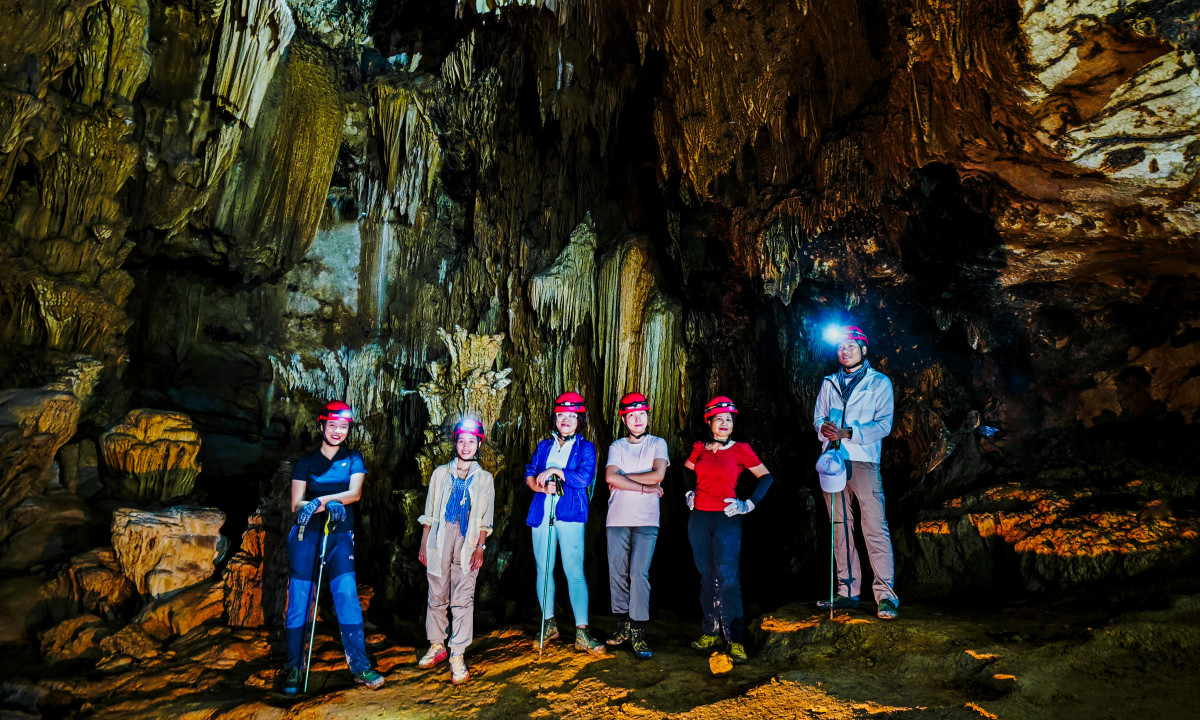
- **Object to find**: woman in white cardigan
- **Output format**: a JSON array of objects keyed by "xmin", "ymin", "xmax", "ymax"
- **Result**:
[{"xmin": 417, "ymin": 417, "xmax": 496, "ymax": 684}]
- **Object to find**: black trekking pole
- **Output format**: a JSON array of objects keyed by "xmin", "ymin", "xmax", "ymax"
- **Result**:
[
  {"xmin": 303, "ymin": 513, "xmax": 332, "ymax": 693},
  {"xmin": 538, "ymin": 488, "xmax": 559, "ymax": 659}
]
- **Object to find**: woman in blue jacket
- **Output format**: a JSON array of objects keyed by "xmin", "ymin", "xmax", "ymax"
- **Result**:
[{"xmin": 525, "ymin": 391, "xmax": 606, "ymax": 655}]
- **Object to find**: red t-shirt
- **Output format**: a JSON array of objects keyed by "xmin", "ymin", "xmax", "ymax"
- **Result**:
[{"xmin": 687, "ymin": 441, "xmax": 762, "ymax": 512}]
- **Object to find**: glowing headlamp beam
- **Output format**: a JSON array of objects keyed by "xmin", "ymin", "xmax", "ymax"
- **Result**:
[{"xmin": 822, "ymin": 324, "xmax": 844, "ymax": 345}]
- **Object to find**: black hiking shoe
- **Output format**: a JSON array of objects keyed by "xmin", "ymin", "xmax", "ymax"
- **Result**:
[
  {"xmin": 607, "ymin": 620, "xmax": 631, "ymax": 646},
  {"xmin": 630, "ymin": 628, "xmax": 653, "ymax": 659},
  {"xmin": 816, "ymin": 595, "xmax": 860, "ymax": 610},
  {"xmin": 280, "ymin": 667, "xmax": 302, "ymax": 696}
]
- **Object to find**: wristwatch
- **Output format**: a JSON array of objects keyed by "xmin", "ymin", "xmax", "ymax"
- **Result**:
[{"xmin": 476, "ymin": 544, "xmax": 486, "ymax": 550}]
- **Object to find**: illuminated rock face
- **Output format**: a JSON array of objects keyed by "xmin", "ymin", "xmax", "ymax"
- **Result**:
[
  {"xmin": 100, "ymin": 409, "xmax": 202, "ymax": 502},
  {"xmin": 110, "ymin": 506, "xmax": 226, "ymax": 598},
  {"xmin": 0, "ymin": 0, "xmax": 1196, "ymax": 633}
]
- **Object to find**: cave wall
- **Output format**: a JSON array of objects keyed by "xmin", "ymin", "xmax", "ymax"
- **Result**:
[{"xmin": 0, "ymin": 0, "xmax": 1198, "ymax": 631}]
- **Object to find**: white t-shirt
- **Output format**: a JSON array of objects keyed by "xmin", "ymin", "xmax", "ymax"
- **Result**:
[{"xmin": 605, "ymin": 436, "xmax": 670, "ymax": 527}]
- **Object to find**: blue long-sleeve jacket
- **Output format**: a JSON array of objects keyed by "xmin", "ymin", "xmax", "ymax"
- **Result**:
[{"xmin": 524, "ymin": 437, "xmax": 596, "ymax": 526}]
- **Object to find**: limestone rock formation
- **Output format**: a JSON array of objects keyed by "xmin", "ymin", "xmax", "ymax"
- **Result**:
[
  {"xmin": 100, "ymin": 409, "xmax": 202, "ymax": 502},
  {"xmin": 0, "ymin": 390, "xmax": 81, "ymax": 543},
  {"xmin": 38, "ymin": 613, "xmax": 111, "ymax": 665},
  {"xmin": 222, "ymin": 466, "xmax": 291, "ymax": 629},
  {"xmin": 131, "ymin": 580, "xmax": 224, "ymax": 641},
  {"xmin": 110, "ymin": 506, "xmax": 226, "ymax": 598},
  {"xmin": 38, "ymin": 548, "xmax": 138, "ymax": 624}
]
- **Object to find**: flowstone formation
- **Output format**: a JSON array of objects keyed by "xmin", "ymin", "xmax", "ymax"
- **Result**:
[{"xmin": 0, "ymin": 0, "xmax": 1198, "ymax": 715}]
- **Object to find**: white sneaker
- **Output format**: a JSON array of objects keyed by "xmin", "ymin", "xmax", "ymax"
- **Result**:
[
  {"xmin": 418, "ymin": 644, "xmax": 448, "ymax": 669},
  {"xmin": 449, "ymin": 654, "xmax": 469, "ymax": 685}
]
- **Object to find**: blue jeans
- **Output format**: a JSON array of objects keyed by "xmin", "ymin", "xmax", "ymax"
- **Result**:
[
  {"xmin": 284, "ymin": 525, "xmax": 370, "ymax": 673},
  {"xmin": 688, "ymin": 510, "xmax": 744, "ymax": 642},
  {"xmin": 531, "ymin": 500, "xmax": 589, "ymax": 627}
]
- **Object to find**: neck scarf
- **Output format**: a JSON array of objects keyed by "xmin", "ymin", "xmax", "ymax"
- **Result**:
[{"xmin": 835, "ymin": 359, "xmax": 870, "ymax": 404}]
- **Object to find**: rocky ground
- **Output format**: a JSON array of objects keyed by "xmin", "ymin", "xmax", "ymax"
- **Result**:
[{"xmin": 6, "ymin": 585, "xmax": 1198, "ymax": 720}]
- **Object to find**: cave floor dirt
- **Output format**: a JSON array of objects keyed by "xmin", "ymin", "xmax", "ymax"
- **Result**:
[{"xmin": 29, "ymin": 593, "xmax": 1200, "ymax": 720}]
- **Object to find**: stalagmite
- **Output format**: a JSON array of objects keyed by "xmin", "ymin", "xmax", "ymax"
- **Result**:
[{"xmin": 100, "ymin": 410, "xmax": 202, "ymax": 502}]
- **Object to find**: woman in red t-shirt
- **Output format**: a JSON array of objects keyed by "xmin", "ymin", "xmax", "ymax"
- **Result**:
[{"xmin": 682, "ymin": 395, "xmax": 773, "ymax": 664}]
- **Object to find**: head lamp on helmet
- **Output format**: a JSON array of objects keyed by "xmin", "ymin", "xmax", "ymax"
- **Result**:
[
  {"xmin": 618, "ymin": 392, "xmax": 650, "ymax": 416},
  {"xmin": 553, "ymin": 391, "xmax": 587, "ymax": 415},
  {"xmin": 452, "ymin": 417, "xmax": 486, "ymax": 442},
  {"xmin": 703, "ymin": 396, "xmax": 738, "ymax": 422},
  {"xmin": 319, "ymin": 400, "xmax": 354, "ymax": 423}
]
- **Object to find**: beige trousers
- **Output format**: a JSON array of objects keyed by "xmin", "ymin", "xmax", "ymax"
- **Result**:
[{"xmin": 425, "ymin": 522, "xmax": 480, "ymax": 652}]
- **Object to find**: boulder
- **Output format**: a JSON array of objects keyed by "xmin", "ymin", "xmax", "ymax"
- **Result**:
[
  {"xmin": 58, "ymin": 439, "xmax": 102, "ymax": 498},
  {"xmin": 100, "ymin": 410, "xmax": 202, "ymax": 502},
  {"xmin": 133, "ymin": 580, "xmax": 225, "ymax": 641},
  {"xmin": 100, "ymin": 624, "xmax": 161, "ymax": 661},
  {"xmin": 0, "ymin": 390, "xmax": 81, "ymax": 542},
  {"xmin": 111, "ymin": 506, "xmax": 226, "ymax": 597},
  {"xmin": 38, "ymin": 548, "xmax": 138, "ymax": 624},
  {"xmin": 39, "ymin": 614, "xmax": 110, "ymax": 664},
  {"xmin": 223, "ymin": 462, "xmax": 292, "ymax": 628}
]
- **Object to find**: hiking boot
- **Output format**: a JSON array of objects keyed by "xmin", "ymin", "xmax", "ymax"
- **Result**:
[
  {"xmin": 280, "ymin": 666, "xmax": 302, "ymax": 696},
  {"xmin": 816, "ymin": 595, "xmax": 860, "ymax": 610},
  {"xmin": 877, "ymin": 598, "xmax": 899, "ymax": 620},
  {"xmin": 449, "ymin": 654, "xmax": 469, "ymax": 685},
  {"xmin": 418, "ymin": 643, "xmax": 448, "ymax": 669},
  {"xmin": 353, "ymin": 668, "xmax": 385, "ymax": 689},
  {"xmin": 728, "ymin": 642, "xmax": 748, "ymax": 664},
  {"xmin": 575, "ymin": 627, "xmax": 607, "ymax": 656},
  {"xmin": 607, "ymin": 620, "xmax": 631, "ymax": 646},
  {"xmin": 537, "ymin": 618, "xmax": 559, "ymax": 646},
  {"xmin": 629, "ymin": 627, "xmax": 653, "ymax": 660},
  {"xmin": 690, "ymin": 633, "xmax": 721, "ymax": 650}
]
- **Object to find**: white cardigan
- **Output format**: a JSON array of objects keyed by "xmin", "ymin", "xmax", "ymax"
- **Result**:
[{"xmin": 418, "ymin": 460, "xmax": 496, "ymax": 578}]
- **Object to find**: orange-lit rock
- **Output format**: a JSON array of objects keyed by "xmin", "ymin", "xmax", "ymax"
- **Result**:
[
  {"xmin": 0, "ymin": 389, "xmax": 81, "ymax": 543},
  {"xmin": 39, "ymin": 613, "xmax": 110, "ymax": 664},
  {"xmin": 110, "ymin": 506, "xmax": 225, "ymax": 598},
  {"xmin": 100, "ymin": 410, "xmax": 202, "ymax": 502},
  {"xmin": 133, "ymin": 579, "xmax": 225, "ymax": 641}
]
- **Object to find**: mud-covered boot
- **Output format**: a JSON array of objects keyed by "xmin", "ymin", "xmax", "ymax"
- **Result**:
[
  {"xmin": 280, "ymin": 667, "xmax": 302, "ymax": 696},
  {"xmin": 537, "ymin": 617, "xmax": 559, "ymax": 647},
  {"xmin": 690, "ymin": 632, "xmax": 721, "ymax": 650},
  {"xmin": 629, "ymin": 627, "xmax": 653, "ymax": 659},
  {"xmin": 606, "ymin": 620, "xmax": 631, "ymax": 646},
  {"xmin": 575, "ymin": 626, "xmax": 608, "ymax": 656}
]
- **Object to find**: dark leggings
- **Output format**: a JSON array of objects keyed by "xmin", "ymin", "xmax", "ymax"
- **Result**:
[{"xmin": 687, "ymin": 510, "xmax": 744, "ymax": 643}]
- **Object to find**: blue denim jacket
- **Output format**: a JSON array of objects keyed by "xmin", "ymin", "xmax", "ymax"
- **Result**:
[{"xmin": 524, "ymin": 436, "xmax": 596, "ymax": 526}]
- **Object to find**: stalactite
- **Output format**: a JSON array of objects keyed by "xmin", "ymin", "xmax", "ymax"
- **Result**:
[
  {"xmin": 594, "ymin": 237, "xmax": 687, "ymax": 441},
  {"xmin": 529, "ymin": 215, "xmax": 597, "ymax": 336},
  {"xmin": 211, "ymin": 0, "xmax": 295, "ymax": 127}
]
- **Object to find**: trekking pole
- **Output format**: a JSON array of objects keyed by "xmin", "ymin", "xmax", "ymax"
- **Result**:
[
  {"xmin": 303, "ymin": 513, "xmax": 332, "ymax": 693},
  {"xmin": 538, "ymin": 490, "xmax": 559, "ymax": 659},
  {"xmin": 829, "ymin": 492, "xmax": 836, "ymax": 621}
]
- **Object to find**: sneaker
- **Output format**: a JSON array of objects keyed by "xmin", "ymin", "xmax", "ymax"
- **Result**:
[
  {"xmin": 728, "ymin": 642, "xmax": 748, "ymax": 664},
  {"xmin": 353, "ymin": 668, "xmax": 385, "ymax": 689},
  {"xmin": 575, "ymin": 627, "xmax": 607, "ymax": 656},
  {"xmin": 280, "ymin": 666, "xmax": 302, "ymax": 696},
  {"xmin": 418, "ymin": 643, "xmax": 448, "ymax": 669},
  {"xmin": 877, "ymin": 598, "xmax": 899, "ymax": 620},
  {"xmin": 816, "ymin": 595, "xmax": 860, "ymax": 610},
  {"xmin": 537, "ymin": 618, "xmax": 559, "ymax": 646},
  {"xmin": 629, "ymin": 627, "xmax": 653, "ymax": 660},
  {"xmin": 449, "ymin": 654, "xmax": 469, "ymax": 685},
  {"xmin": 607, "ymin": 620, "xmax": 631, "ymax": 646},
  {"xmin": 690, "ymin": 633, "xmax": 721, "ymax": 650}
]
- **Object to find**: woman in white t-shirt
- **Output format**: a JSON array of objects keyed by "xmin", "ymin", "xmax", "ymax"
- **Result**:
[{"xmin": 603, "ymin": 392, "xmax": 669, "ymax": 659}]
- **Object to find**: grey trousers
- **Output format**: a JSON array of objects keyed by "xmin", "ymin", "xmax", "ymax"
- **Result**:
[
  {"xmin": 823, "ymin": 461, "xmax": 898, "ymax": 605},
  {"xmin": 607, "ymin": 526, "xmax": 659, "ymax": 622},
  {"xmin": 425, "ymin": 523, "xmax": 479, "ymax": 652}
]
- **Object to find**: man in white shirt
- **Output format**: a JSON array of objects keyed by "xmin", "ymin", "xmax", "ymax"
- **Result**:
[{"xmin": 813, "ymin": 326, "xmax": 899, "ymax": 620}]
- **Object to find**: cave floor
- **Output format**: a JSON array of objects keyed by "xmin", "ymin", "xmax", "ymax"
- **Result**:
[{"xmin": 26, "ymin": 592, "xmax": 1200, "ymax": 720}]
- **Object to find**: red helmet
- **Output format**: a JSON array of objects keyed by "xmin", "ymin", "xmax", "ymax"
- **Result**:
[
  {"xmin": 841, "ymin": 326, "xmax": 869, "ymax": 346},
  {"xmin": 553, "ymin": 391, "xmax": 587, "ymax": 414},
  {"xmin": 452, "ymin": 417, "xmax": 486, "ymax": 442},
  {"xmin": 319, "ymin": 400, "xmax": 354, "ymax": 422},
  {"xmin": 703, "ymin": 396, "xmax": 738, "ymax": 422},
  {"xmin": 618, "ymin": 392, "xmax": 650, "ymax": 416}
]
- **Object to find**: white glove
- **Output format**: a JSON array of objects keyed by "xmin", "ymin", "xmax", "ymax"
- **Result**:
[
  {"xmin": 685, "ymin": 491, "xmax": 695, "ymax": 510},
  {"xmin": 723, "ymin": 498, "xmax": 754, "ymax": 516}
]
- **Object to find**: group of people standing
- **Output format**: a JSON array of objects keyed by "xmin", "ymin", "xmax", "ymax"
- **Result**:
[{"xmin": 276, "ymin": 324, "xmax": 898, "ymax": 692}]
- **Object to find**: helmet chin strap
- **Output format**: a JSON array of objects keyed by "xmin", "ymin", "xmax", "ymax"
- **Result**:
[
  {"xmin": 553, "ymin": 430, "xmax": 575, "ymax": 441},
  {"xmin": 841, "ymin": 360, "xmax": 864, "ymax": 372},
  {"xmin": 628, "ymin": 430, "xmax": 648, "ymax": 440}
]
